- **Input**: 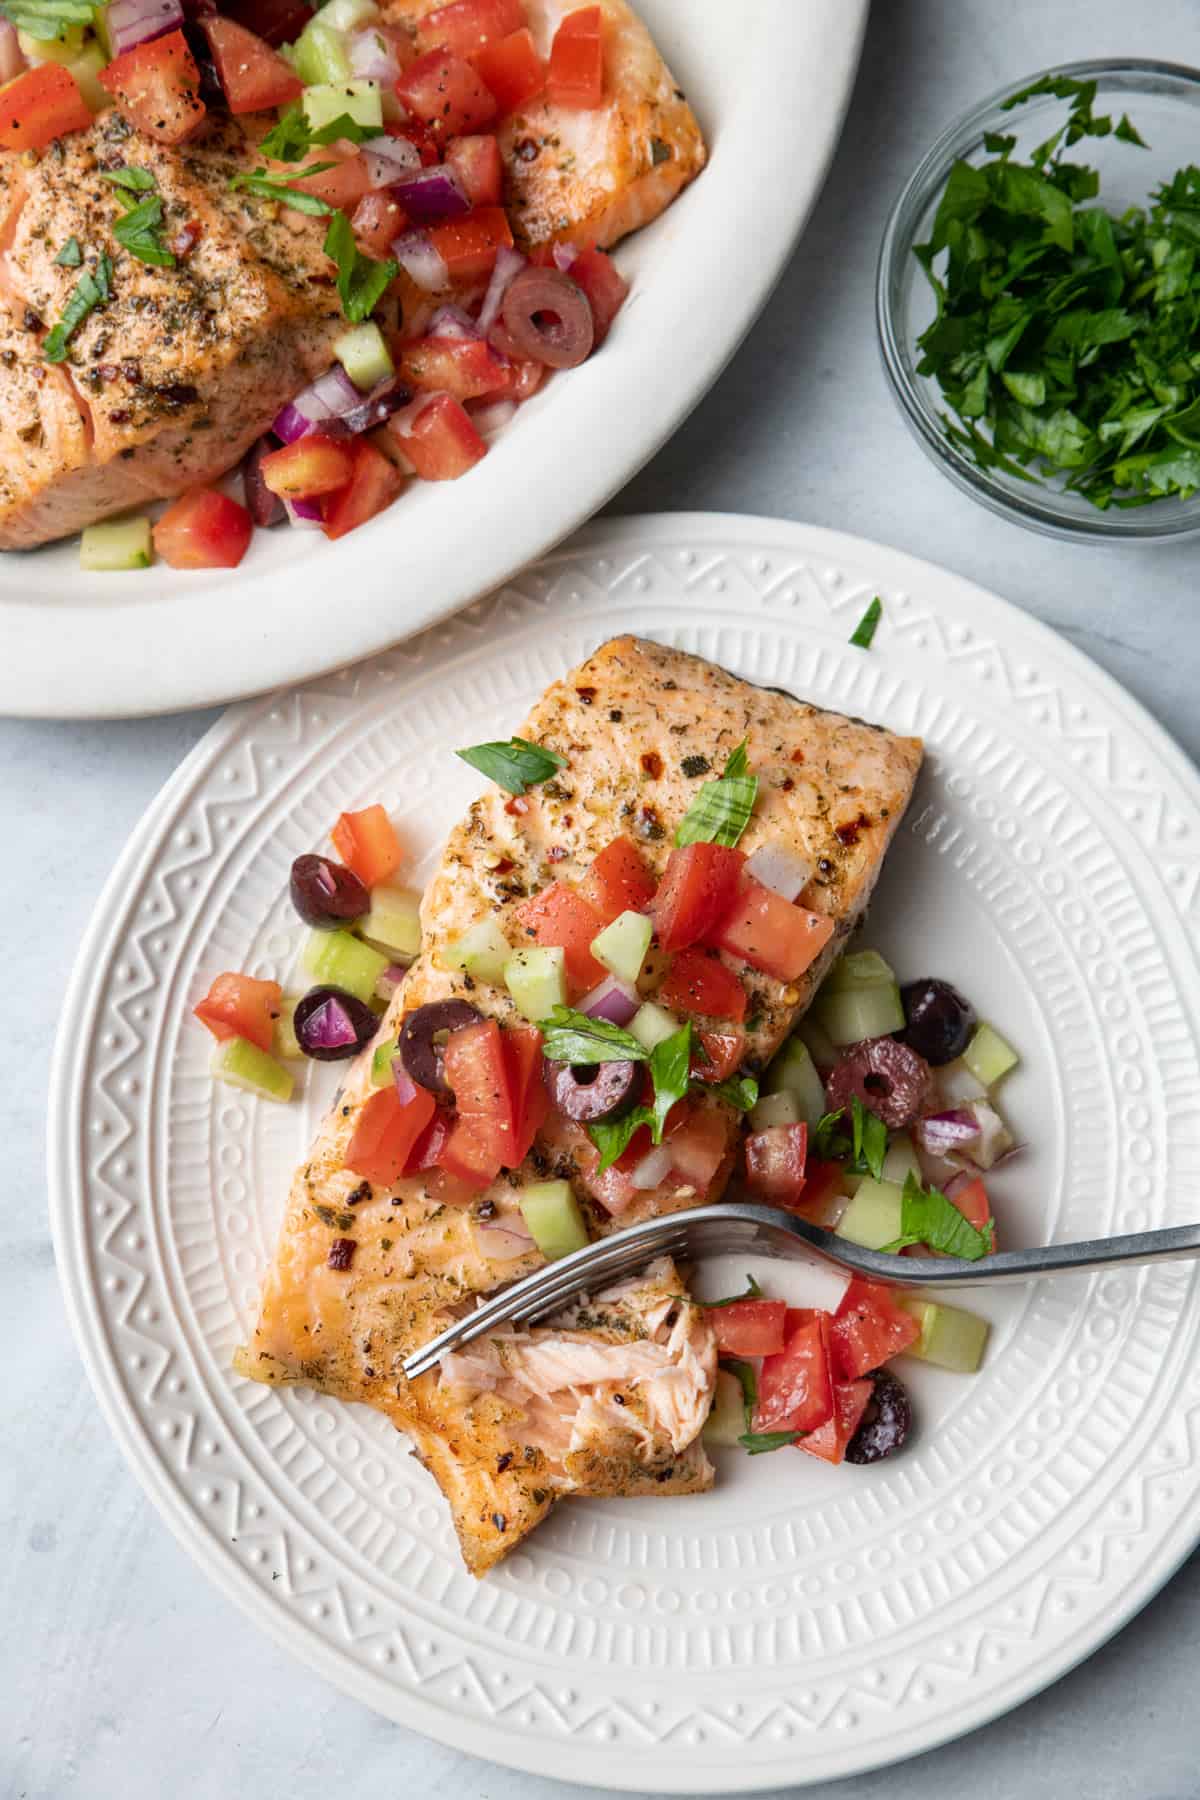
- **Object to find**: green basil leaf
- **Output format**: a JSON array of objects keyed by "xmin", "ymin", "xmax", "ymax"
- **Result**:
[
  {"xmin": 739, "ymin": 1431, "xmax": 801, "ymax": 1456},
  {"xmin": 700, "ymin": 1073, "xmax": 758, "ymax": 1112},
  {"xmin": 643, "ymin": 1022, "xmax": 693, "ymax": 1143},
  {"xmin": 455, "ymin": 735, "xmax": 567, "ymax": 795},
  {"xmin": 588, "ymin": 1108, "xmax": 650, "ymax": 1174},
  {"xmin": 850, "ymin": 1096, "xmax": 888, "ymax": 1182},
  {"xmin": 43, "ymin": 261, "xmax": 109, "ymax": 364},
  {"xmin": 229, "ymin": 168, "xmax": 337, "ymax": 215},
  {"xmin": 0, "ymin": 0, "xmax": 94, "ymax": 38},
  {"xmin": 811, "ymin": 1106, "xmax": 851, "ymax": 1161},
  {"xmin": 258, "ymin": 104, "xmax": 373, "ymax": 162},
  {"xmin": 112, "ymin": 195, "xmax": 176, "ymax": 269},
  {"xmin": 54, "ymin": 236, "xmax": 82, "ymax": 268},
  {"xmin": 540, "ymin": 1006, "xmax": 648, "ymax": 1067},
  {"xmin": 101, "ymin": 165, "xmax": 156, "ymax": 197},
  {"xmin": 883, "ymin": 1171, "xmax": 994, "ymax": 1261},
  {"xmin": 675, "ymin": 738, "xmax": 757, "ymax": 848},
  {"xmin": 323, "ymin": 207, "xmax": 397, "ymax": 323},
  {"xmin": 849, "ymin": 595, "xmax": 882, "ymax": 648}
]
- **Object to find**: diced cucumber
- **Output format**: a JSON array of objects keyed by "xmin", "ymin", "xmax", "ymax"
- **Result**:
[
  {"xmin": 302, "ymin": 928, "xmax": 388, "ymax": 1004},
  {"xmin": 749, "ymin": 1089, "xmax": 801, "ymax": 1131},
  {"xmin": 19, "ymin": 21, "xmax": 84, "ymax": 60},
  {"xmin": 763, "ymin": 1036, "xmax": 826, "ymax": 1126},
  {"xmin": 937, "ymin": 1057, "xmax": 987, "ymax": 1105},
  {"xmin": 842, "ymin": 1170, "xmax": 866, "ymax": 1198},
  {"xmin": 629, "ymin": 1001, "xmax": 680, "ymax": 1053},
  {"xmin": 69, "ymin": 40, "xmax": 109, "ymax": 110},
  {"xmin": 591, "ymin": 908, "xmax": 653, "ymax": 984},
  {"xmin": 702, "ymin": 1369, "xmax": 746, "ymax": 1447},
  {"xmin": 80, "ymin": 515, "xmax": 153, "ymax": 571},
  {"xmin": 212, "ymin": 1037, "xmax": 294, "ymax": 1103},
  {"xmin": 963, "ymin": 1022, "xmax": 1019, "ymax": 1088},
  {"xmin": 441, "ymin": 918, "xmax": 511, "ymax": 986},
  {"xmin": 819, "ymin": 948, "xmax": 898, "ymax": 993},
  {"xmin": 302, "ymin": 76, "xmax": 381, "ymax": 132},
  {"xmin": 882, "ymin": 1132, "xmax": 921, "ymax": 1187},
  {"xmin": 275, "ymin": 994, "xmax": 305, "ymax": 1061},
  {"xmin": 898, "ymin": 1297, "xmax": 990, "ymax": 1372},
  {"xmin": 370, "ymin": 1035, "xmax": 399, "ymax": 1087},
  {"xmin": 317, "ymin": 0, "xmax": 377, "ymax": 30},
  {"xmin": 360, "ymin": 884, "xmax": 421, "ymax": 962},
  {"xmin": 504, "ymin": 946, "xmax": 566, "ymax": 1022},
  {"xmin": 795, "ymin": 1012, "xmax": 839, "ymax": 1073},
  {"xmin": 835, "ymin": 1177, "xmax": 904, "ymax": 1250},
  {"xmin": 292, "ymin": 19, "xmax": 351, "ymax": 87},
  {"xmin": 814, "ymin": 981, "xmax": 905, "ymax": 1047},
  {"xmin": 334, "ymin": 320, "xmax": 394, "ymax": 392},
  {"xmin": 518, "ymin": 1180, "xmax": 588, "ymax": 1261}
]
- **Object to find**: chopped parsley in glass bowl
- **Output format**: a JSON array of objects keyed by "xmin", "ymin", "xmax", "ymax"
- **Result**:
[{"xmin": 877, "ymin": 58, "xmax": 1200, "ymax": 541}]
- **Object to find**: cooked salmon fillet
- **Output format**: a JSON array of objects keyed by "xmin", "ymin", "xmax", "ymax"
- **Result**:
[
  {"xmin": 0, "ymin": 113, "xmax": 344, "ymax": 550},
  {"xmin": 381, "ymin": 0, "xmax": 706, "ymax": 248},
  {"xmin": 236, "ymin": 638, "xmax": 922, "ymax": 1573}
]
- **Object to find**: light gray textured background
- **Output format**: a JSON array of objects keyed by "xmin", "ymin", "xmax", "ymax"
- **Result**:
[{"xmin": 5, "ymin": 2, "xmax": 1200, "ymax": 1796}]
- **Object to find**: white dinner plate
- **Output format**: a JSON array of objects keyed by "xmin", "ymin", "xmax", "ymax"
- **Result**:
[
  {"xmin": 0, "ymin": 1, "xmax": 867, "ymax": 721},
  {"xmin": 49, "ymin": 515, "xmax": 1200, "ymax": 1790}
]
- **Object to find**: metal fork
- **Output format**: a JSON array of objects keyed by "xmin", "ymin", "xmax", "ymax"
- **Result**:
[{"xmin": 400, "ymin": 1201, "xmax": 1200, "ymax": 1379}]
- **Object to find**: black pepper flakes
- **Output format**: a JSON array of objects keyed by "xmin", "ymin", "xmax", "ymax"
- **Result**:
[
  {"xmin": 681, "ymin": 754, "xmax": 710, "ymax": 778},
  {"xmin": 345, "ymin": 1180, "xmax": 373, "ymax": 1206},
  {"xmin": 496, "ymin": 1451, "xmax": 513, "ymax": 1473}
]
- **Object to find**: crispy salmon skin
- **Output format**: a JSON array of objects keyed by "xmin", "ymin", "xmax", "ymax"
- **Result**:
[{"xmin": 236, "ymin": 637, "xmax": 922, "ymax": 1574}]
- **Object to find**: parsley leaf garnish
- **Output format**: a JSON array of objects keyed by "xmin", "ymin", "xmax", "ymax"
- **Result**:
[
  {"xmin": 740, "ymin": 1430, "xmax": 802, "ymax": 1455},
  {"xmin": 540, "ymin": 1007, "xmax": 647, "ymax": 1068},
  {"xmin": 0, "ymin": 0, "xmax": 93, "ymax": 39},
  {"xmin": 456, "ymin": 735, "xmax": 567, "ymax": 796},
  {"xmin": 811, "ymin": 1106, "xmax": 852, "ymax": 1160},
  {"xmin": 698, "ymin": 1073, "xmax": 758, "ymax": 1112},
  {"xmin": 323, "ymin": 208, "xmax": 398, "ymax": 324},
  {"xmin": 849, "ymin": 595, "xmax": 882, "ymax": 648},
  {"xmin": 54, "ymin": 237, "xmax": 82, "ymax": 268},
  {"xmin": 101, "ymin": 165, "xmax": 156, "ymax": 197},
  {"xmin": 43, "ymin": 252, "xmax": 112, "ymax": 364},
  {"xmin": 229, "ymin": 167, "xmax": 337, "ymax": 215},
  {"xmin": 705, "ymin": 1276, "xmax": 764, "ymax": 1309},
  {"xmin": 720, "ymin": 1359, "xmax": 801, "ymax": 1452},
  {"xmin": 675, "ymin": 738, "xmax": 758, "ymax": 848},
  {"xmin": 882, "ymin": 1171, "xmax": 994, "ymax": 1261},
  {"xmin": 112, "ymin": 196, "xmax": 176, "ymax": 269},
  {"xmin": 812, "ymin": 1097, "xmax": 887, "ymax": 1178},
  {"xmin": 258, "ymin": 105, "xmax": 374, "ymax": 162}
]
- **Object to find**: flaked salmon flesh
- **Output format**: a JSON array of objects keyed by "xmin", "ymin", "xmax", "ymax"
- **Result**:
[{"xmin": 236, "ymin": 638, "xmax": 923, "ymax": 1574}]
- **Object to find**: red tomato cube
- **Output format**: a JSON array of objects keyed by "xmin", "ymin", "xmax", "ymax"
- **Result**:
[
  {"xmin": 577, "ymin": 835, "xmax": 656, "ymax": 923},
  {"xmin": 664, "ymin": 1104, "xmax": 730, "ymax": 1190},
  {"xmin": 259, "ymin": 436, "xmax": 356, "ymax": 501},
  {"xmin": 653, "ymin": 843, "xmax": 746, "ymax": 953},
  {"xmin": 513, "ymin": 880, "xmax": 606, "ymax": 993},
  {"xmin": 330, "ymin": 803, "xmax": 402, "ymax": 887},
  {"xmin": 503, "ymin": 1025, "xmax": 548, "ymax": 1166},
  {"xmin": 788, "ymin": 1155, "xmax": 847, "ymax": 1227},
  {"xmin": 711, "ymin": 876, "xmax": 835, "ymax": 983},
  {"xmin": 346, "ymin": 1085, "xmax": 437, "ymax": 1185},
  {"xmin": 798, "ymin": 1378, "xmax": 874, "ymax": 1465},
  {"xmin": 428, "ymin": 203, "xmax": 513, "ymax": 281},
  {"xmin": 691, "ymin": 1030, "xmax": 744, "ymax": 1084},
  {"xmin": 153, "ymin": 489, "xmax": 254, "ymax": 570},
  {"xmin": 472, "ymin": 26, "xmax": 544, "ymax": 115},
  {"xmin": 706, "ymin": 1297, "xmax": 787, "ymax": 1358},
  {"xmin": 950, "ymin": 1176, "xmax": 993, "ymax": 1238},
  {"xmin": 0, "ymin": 64, "xmax": 92, "ymax": 152},
  {"xmin": 829, "ymin": 1280, "xmax": 921, "ymax": 1381},
  {"xmin": 396, "ymin": 335, "xmax": 512, "ymax": 401},
  {"xmin": 568, "ymin": 244, "xmax": 629, "ymax": 343},
  {"xmin": 661, "ymin": 948, "xmax": 747, "ymax": 1023},
  {"xmin": 444, "ymin": 132, "xmax": 503, "ymax": 206},
  {"xmin": 753, "ymin": 1310, "xmax": 835, "ymax": 1435},
  {"xmin": 351, "ymin": 189, "xmax": 409, "ymax": 258},
  {"xmin": 280, "ymin": 146, "xmax": 373, "ymax": 209},
  {"xmin": 193, "ymin": 972, "xmax": 281, "ymax": 1053},
  {"xmin": 322, "ymin": 440, "xmax": 404, "ymax": 541},
  {"xmin": 744, "ymin": 1122, "xmax": 809, "ymax": 1205},
  {"xmin": 99, "ymin": 29, "xmax": 206, "ymax": 145},
  {"xmin": 442, "ymin": 1016, "xmax": 513, "ymax": 1168},
  {"xmin": 402, "ymin": 1109, "xmax": 451, "ymax": 1176},
  {"xmin": 387, "ymin": 392, "xmax": 489, "ymax": 480},
  {"xmin": 547, "ymin": 5, "xmax": 603, "ymax": 108},
  {"xmin": 419, "ymin": 0, "xmax": 524, "ymax": 57},
  {"xmin": 202, "ymin": 17, "xmax": 301, "ymax": 114},
  {"xmin": 396, "ymin": 49, "xmax": 498, "ymax": 142}
]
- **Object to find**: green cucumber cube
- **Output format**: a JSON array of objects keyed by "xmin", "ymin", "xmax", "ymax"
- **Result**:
[
  {"xmin": 749, "ymin": 1089, "xmax": 801, "ymax": 1131},
  {"xmin": 835, "ymin": 1177, "xmax": 904, "ymax": 1250},
  {"xmin": 881, "ymin": 1132, "xmax": 921, "ymax": 1187},
  {"xmin": 441, "ymin": 918, "xmax": 512, "ymax": 986},
  {"xmin": 360, "ymin": 885, "xmax": 422, "ymax": 962},
  {"xmin": 302, "ymin": 928, "xmax": 388, "ymax": 1004},
  {"xmin": 212, "ymin": 1037, "xmax": 294, "ymax": 1103},
  {"xmin": 814, "ymin": 981, "xmax": 905, "ymax": 1047},
  {"xmin": 80, "ymin": 515, "xmax": 153, "ymax": 571},
  {"xmin": 275, "ymin": 994, "xmax": 305, "ymax": 1061},
  {"xmin": 629, "ymin": 1001, "xmax": 680, "ymax": 1052},
  {"xmin": 518, "ymin": 1180, "xmax": 588, "ymax": 1261},
  {"xmin": 898, "ymin": 1297, "xmax": 990, "ymax": 1372},
  {"xmin": 591, "ymin": 909, "xmax": 653, "ymax": 984},
  {"xmin": 292, "ymin": 19, "xmax": 351, "ymax": 86},
  {"xmin": 334, "ymin": 320, "xmax": 394, "ymax": 391},
  {"xmin": 303, "ymin": 76, "xmax": 382, "ymax": 131},
  {"xmin": 819, "ymin": 948, "xmax": 897, "ymax": 994},
  {"xmin": 702, "ymin": 1369, "xmax": 747, "ymax": 1447},
  {"xmin": 795, "ymin": 1012, "xmax": 839, "ymax": 1073},
  {"xmin": 504, "ymin": 946, "xmax": 566, "ymax": 1022},
  {"xmin": 763, "ymin": 1035, "xmax": 826, "ymax": 1126},
  {"xmin": 963, "ymin": 1022, "xmax": 1019, "ymax": 1088},
  {"xmin": 370, "ymin": 1035, "xmax": 399, "ymax": 1087},
  {"xmin": 19, "ymin": 20, "xmax": 84, "ymax": 59},
  {"xmin": 938, "ymin": 1057, "xmax": 987, "ymax": 1105},
  {"xmin": 68, "ymin": 40, "xmax": 109, "ymax": 110}
]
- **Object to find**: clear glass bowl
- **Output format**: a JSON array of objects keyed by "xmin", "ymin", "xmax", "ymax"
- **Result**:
[{"xmin": 877, "ymin": 59, "xmax": 1200, "ymax": 542}]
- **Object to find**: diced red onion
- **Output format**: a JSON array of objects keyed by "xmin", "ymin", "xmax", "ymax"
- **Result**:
[
  {"xmin": 580, "ymin": 974, "xmax": 640, "ymax": 1027},
  {"xmin": 349, "ymin": 25, "xmax": 401, "ymax": 83},
  {"xmin": 470, "ymin": 398, "xmax": 517, "ymax": 436},
  {"xmin": 328, "ymin": 377, "xmax": 414, "ymax": 437},
  {"xmin": 376, "ymin": 963, "xmax": 406, "ymax": 1002},
  {"xmin": 955, "ymin": 1100, "xmax": 1013, "ymax": 1171},
  {"xmin": 392, "ymin": 228, "xmax": 449, "ymax": 292},
  {"xmin": 915, "ymin": 1109, "xmax": 981, "ymax": 1157},
  {"xmin": 0, "ymin": 20, "xmax": 25, "ymax": 83},
  {"xmin": 392, "ymin": 165, "xmax": 469, "ymax": 221},
  {"xmin": 107, "ymin": 0, "xmax": 183, "ymax": 56},
  {"xmin": 473, "ymin": 1211, "xmax": 535, "ymax": 1261},
  {"xmin": 552, "ymin": 242, "xmax": 579, "ymax": 272},
  {"xmin": 427, "ymin": 303, "xmax": 480, "ymax": 340},
  {"xmin": 477, "ymin": 244, "xmax": 526, "ymax": 334},
  {"xmin": 304, "ymin": 995, "xmax": 360, "ymax": 1051},
  {"xmin": 360, "ymin": 131, "xmax": 421, "ymax": 189},
  {"xmin": 393, "ymin": 1064, "xmax": 420, "ymax": 1106},
  {"xmin": 272, "ymin": 364, "xmax": 361, "ymax": 444},
  {"xmin": 284, "ymin": 497, "xmax": 322, "ymax": 528},
  {"xmin": 745, "ymin": 843, "xmax": 812, "ymax": 903},
  {"xmin": 630, "ymin": 1142, "xmax": 674, "ymax": 1190}
]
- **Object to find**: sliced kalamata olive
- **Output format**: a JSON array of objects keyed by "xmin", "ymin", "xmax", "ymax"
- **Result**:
[
  {"xmin": 897, "ymin": 978, "xmax": 976, "ymax": 1066},
  {"xmin": 244, "ymin": 436, "xmax": 285, "ymax": 527},
  {"xmin": 399, "ymin": 998, "xmax": 483, "ymax": 1097},
  {"xmin": 183, "ymin": 19, "xmax": 226, "ymax": 108},
  {"xmin": 289, "ymin": 853, "xmax": 370, "ymax": 929},
  {"xmin": 500, "ymin": 267, "xmax": 595, "ymax": 369},
  {"xmin": 845, "ymin": 1369, "xmax": 912, "ymax": 1464},
  {"xmin": 544, "ymin": 1057, "xmax": 639, "ymax": 1122},
  {"xmin": 293, "ymin": 985, "xmax": 378, "ymax": 1060},
  {"xmin": 825, "ymin": 1036, "xmax": 933, "ymax": 1130}
]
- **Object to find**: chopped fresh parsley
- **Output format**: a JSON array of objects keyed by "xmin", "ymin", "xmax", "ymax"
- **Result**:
[
  {"xmin": 0, "ymin": 0, "xmax": 93, "ymax": 39},
  {"xmin": 113, "ymin": 196, "xmax": 176, "ymax": 269},
  {"xmin": 675, "ymin": 738, "xmax": 758, "ymax": 848},
  {"xmin": 229, "ymin": 167, "xmax": 337, "ymax": 215},
  {"xmin": 323, "ymin": 209, "xmax": 398, "ymax": 324},
  {"xmin": 539, "ymin": 1007, "xmax": 647, "ymax": 1068},
  {"xmin": 812, "ymin": 1097, "xmax": 887, "ymax": 1179},
  {"xmin": 43, "ymin": 252, "xmax": 112, "ymax": 364},
  {"xmin": 587, "ymin": 1022, "xmax": 695, "ymax": 1172},
  {"xmin": 699, "ymin": 1072, "xmax": 758, "ymax": 1112},
  {"xmin": 723, "ymin": 1358, "xmax": 801, "ymax": 1453},
  {"xmin": 258, "ymin": 105, "xmax": 374, "ymax": 163},
  {"xmin": 849, "ymin": 595, "xmax": 882, "ymax": 648},
  {"xmin": 54, "ymin": 237, "xmax": 82, "ymax": 268},
  {"xmin": 456, "ymin": 735, "xmax": 567, "ymax": 796},
  {"xmin": 883, "ymin": 1171, "xmax": 994, "ymax": 1261},
  {"xmin": 101, "ymin": 166, "xmax": 156, "ymax": 197},
  {"xmin": 740, "ymin": 1430, "xmax": 802, "ymax": 1455},
  {"xmin": 704, "ymin": 1277, "xmax": 764, "ymax": 1309}
]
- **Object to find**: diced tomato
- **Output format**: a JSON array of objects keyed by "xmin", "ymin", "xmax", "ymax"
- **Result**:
[
  {"xmin": 202, "ymin": 17, "xmax": 301, "ymax": 114},
  {"xmin": 428, "ymin": 204, "xmax": 513, "ymax": 280},
  {"xmin": 711, "ymin": 877, "xmax": 835, "ymax": 983},
  {"xmin": 578, "ymin": 835, "xmax": 656, "ymax": 923},
  {"xmin": 706, "ymin": 1298, "xmax": 787, "ymax": 1358},
  {"xmin": 829, "ymin": 1279, "xmax": 921, "ymax": 1381},
  {"xmin": 438, "ymin": 1114, "xmax": 502, "ymax": 1188},
  {"xmin": 153, "ymin": 490, "xmax": 253, "ymax": 570},
  {"xmin": 322, "ymin": 440, "xmax": 404, "ymax": 541},
  {"xmin": 661, "ymin": 948, "xmax": 747, "ymax": 1023},
  {"xmin": 443, "ymin": 1017, "xmax": 512, "ymax": 1173},
  {"xmin": 444, "ymin": 132, "xmax": 503, "ymax": 205},
  {"xmin": 744, "ymin": 1122, "xmax": 809, "ymax": 1205},
  {"xmin": 352, "ymin": 189, "xmax": 409, "ymax": 258},
  {"xmin": 789, "ymin": 1155, "xmax": 846, "ymax": 1227},
  {"xmin": 798, "ymin": 1378, "xmax": 874, "ymax": 1465},
  {"xmin": 691, "ymin": 1030, "xmax": 744, "ymax": 1083},
  {"xmin": 259, "ymin": 435, "xmax": 355, "ymax": 501},
  {"xmin": 0, "ymin": 64, "xmax": 91, "ymax": 152},
  {"xmin": 396, "ymin": 49, "xmax": 498, "ymax": 142},
  {"xmin": 665, "ymin": 1104, "xmax": 729, "ymax": 1190},
  {"xmin": 402, "ymin": 1108, "xmax": 451, "ymax": 1176},
  {"xmin": 193, "ymin": 972, "xmax": 281, "ymax": 1053},
  {"xmin": 472, "ymin": 26, "xmax": 544, "ymax": 114},
  {"xmin": 419, "ymin": 0, "xmax": 523, "ymax": 57},
  {"xmin": 396, "ymin": 335, "xmax": 511, "ymax": 401},
  {"xmin": 279, "ymin": 146, "xmax": 372, "ymax": 209},
  {"xmin": 568, "ymin": 244, "xmax": 629, "ymax": 344},
  {"xmin": 504, "ymin": 1025, "xmax": 548, "ymax": 1165},
  {"xmin": 99, "ymin": 29, "xmax": 205, "ymax": 145},
  {"xmin": 753, "ymin": 1310, "xmax": 834, "ymax": 1435},
  {"xmin": 386, "ymin": 116, "xmax": 440, "ymax": 165},
  {"xmin": 346, "ymin": 1084, "xmax": 437, "ymax": 1185},
  {"xmin": 653, "ymin": 843, "xmax": 745, "ymax": 954},
  {"xmin": 950, "ymin": 1176, "xmax": 993, "ymax": 1238},
  {"xmin": 224, "ymin": 0, "xmax": 312, "ymax": 48},
  {"xmin": 513, "ymin": 880, "xmax": 606, "ymax": 993},
  {"xmin": 330, "ymin": 804, "xmax": 403, "ymax": 888},
  {"xmin": 387, "ymin": 392, "xmax": 488, "ymax": 480},
  {"xmin": 547, "ymin": 5, "xmax": 603, "ymax": 108}
]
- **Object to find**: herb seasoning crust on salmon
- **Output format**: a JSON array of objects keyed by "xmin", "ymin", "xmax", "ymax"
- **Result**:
[{"xmin": 235, "ymin": 637, "xmax": 923, "ymax": 1574}]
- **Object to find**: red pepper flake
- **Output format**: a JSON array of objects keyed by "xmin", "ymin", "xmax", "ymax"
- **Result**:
[
  {"xmin": 791, "ymin": 747, "xmax": 806, "ymax": 764},
  {"xmin": 834, "ymin": 812, "xmax": 872, "ymax": 847},
  {"xmin": 781, "ymin": 776, "xmax": 795, "ymax": 792},
  {"xmin": 504, "ymin": 796, "xmax": 529, "ymax": 816},
  {"xmin": 170, "ymin": 219, "xmax": 202, "ymax": 260},
  {"xmin": 492, "ymin": 856, "xmax": 515, "ymax": 874},
  {"xmin": 327, "ymin": 1237, "xmax": 356, "ymax": 1270},
  {"xmin": 547, "ymin": 845, "xmax": 567, "ymax": 862},
  {"xmin": 575, "ymin": 686, "xmax": 597, "ymax": 705},
  {"xmin": 640, "ymin": 750, "xmax": 663, "ymax": 778}
]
